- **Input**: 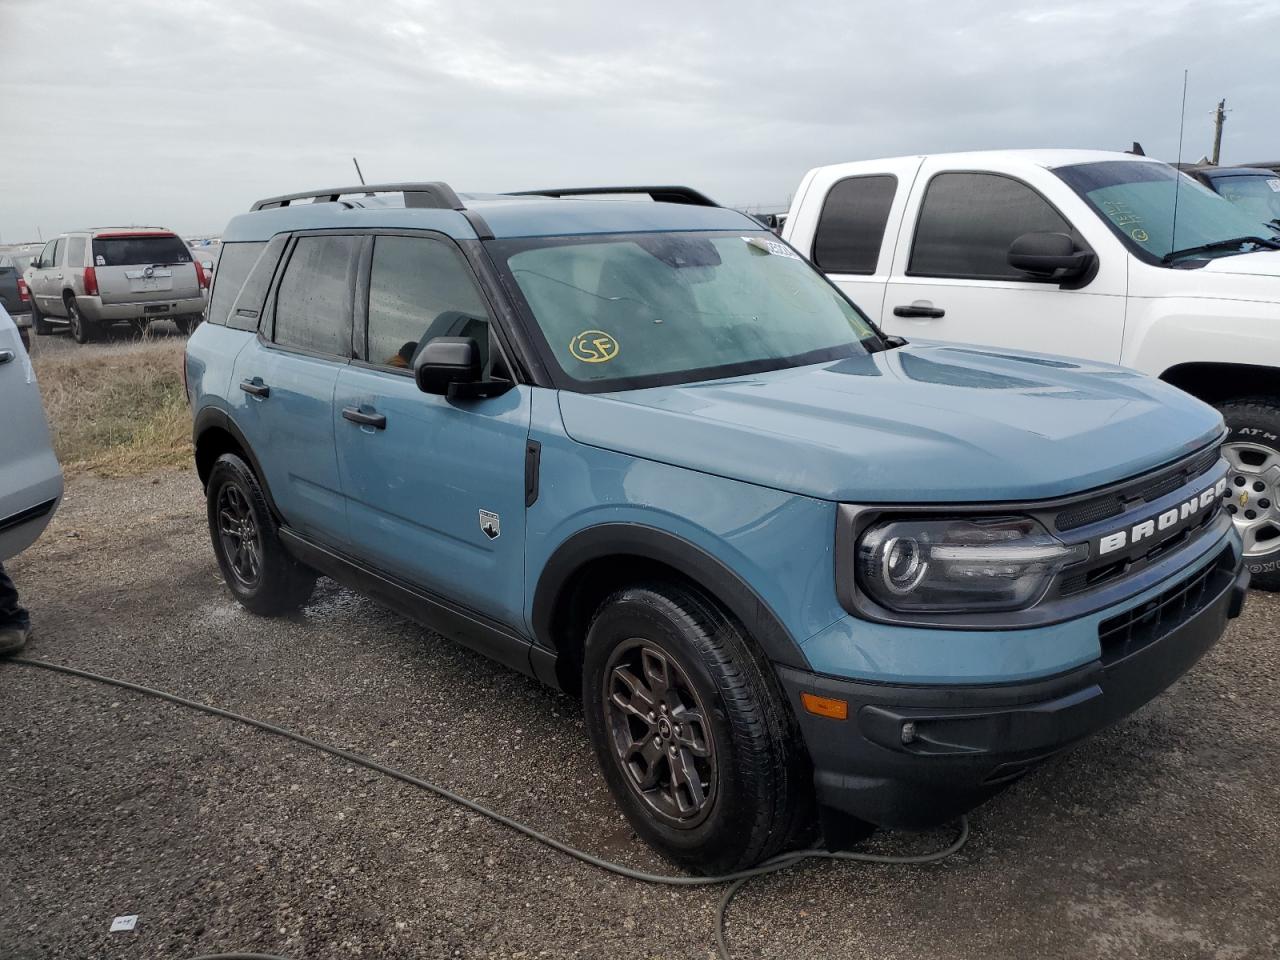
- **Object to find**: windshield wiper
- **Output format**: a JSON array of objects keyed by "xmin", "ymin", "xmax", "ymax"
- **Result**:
[{"xmin": 1162, "ymin": 236, "xmax": 1280, "ymax": 264}]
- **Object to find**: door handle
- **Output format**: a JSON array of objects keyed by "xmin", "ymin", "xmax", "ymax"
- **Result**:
[
  {"xmin": 342, "ymin": 406, "xmax": 387, "ymax": 430},
  {"xmin": 239, "ymin": 378, "xmax": 270, "ymax": 398},
  {"xmin": 0, "ymin": 350, "xmax": 14, "ymax": 365},
  {"xmin": 893, "ymin": 302, "xmax": 945, "ymax": 319}
]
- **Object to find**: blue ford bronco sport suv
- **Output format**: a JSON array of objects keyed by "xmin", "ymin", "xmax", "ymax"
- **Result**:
[{"xmin": 187, "ymin": 182, "xmax": 1248, "ymax": 873}]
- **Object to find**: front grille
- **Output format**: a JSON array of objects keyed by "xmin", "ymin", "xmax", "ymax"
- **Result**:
[
  {"xmin": 1097, "ymin": 549, "xmax": 1230, "ymax": 661},
  {"xmin": 1055, "ymin": 444, "xmax": 1222, "ymax": 533}
]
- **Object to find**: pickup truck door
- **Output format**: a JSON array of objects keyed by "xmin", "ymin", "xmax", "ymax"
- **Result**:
[
  {"xmin": 881, "ymin": 160, "xmax": 1127, "ymax": 362},
  {"xmin": 787, "ymin": 157, "xmax": 922, "ymax": 324}
]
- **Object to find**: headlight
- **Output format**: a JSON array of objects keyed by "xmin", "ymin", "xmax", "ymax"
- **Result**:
[{"xmin": 856, "ymin": 516, "xmax": 1088, "ymax": 613}]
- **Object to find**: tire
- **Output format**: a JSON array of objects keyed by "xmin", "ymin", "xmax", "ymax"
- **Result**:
[
  {"xmin": 176, "ymin": 315, "xmax": 199, "ymax": 335},
  {"xmin": 1220, "ymin": 397, "xmax": 1280, "ymax": 591},
  {"xmin": 18, "ymin": 327, "xmax": 30, "ymax": 352},
  {"xmin": 206, "ymin": 453, "xmax": 316, "ymax": 615},
  {"xmin": 582, "ymin": 583, "xmax": 813, "ymax": 874},
  {"xmin": 66, "ymin": 295, "xmax": 94, "ymax": 344},
  {"xmin": 31, "ymin": 299, "xmax": 52, "ymax": 336}
]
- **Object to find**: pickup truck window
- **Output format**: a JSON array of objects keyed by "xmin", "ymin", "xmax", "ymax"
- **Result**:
[
  {"xmin": 909, "ymin": 173, "xmax": 1075, "ymax": 280},
  {"xmin": 492, "ymin": 230, "xmax": 879, "ymax": 392},
  {"xmin": 1055, "ymin": 160, "xmax": 1280, "ymax": 263},
  {"xmin": 813, "ymin": 175, "xmax": 897, "ymax": 274}
]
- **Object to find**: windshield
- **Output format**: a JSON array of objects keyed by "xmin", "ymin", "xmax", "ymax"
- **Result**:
[
  {"xmin": 1054, "ymin": 160, "xmax": 1279, "ymax": 262},
  {"xmin": 491, "ymin": 231, "xmax": 879, "ymax": 391},
  {"xmin": 1211, "ymin": 173, "xmax": 1280, "ymax": 229}
]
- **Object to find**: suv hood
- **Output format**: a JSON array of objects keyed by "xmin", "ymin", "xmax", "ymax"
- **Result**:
[
  {"xmin": 1198, "ymin": 248, "xmax": 1280, "ymax": 279},
  {"xmin": 556, "ymin": 343, "xmax": 1223, "ymax": 503}
]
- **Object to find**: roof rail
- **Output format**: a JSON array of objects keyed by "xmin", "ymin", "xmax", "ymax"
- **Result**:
[
  {"xmin": 250, "ymin": 182, "xmax": 465, "ymax": 212},
  {"xmin": 507, "ymin": 185, "xmax": 718, "ymax": 207}
]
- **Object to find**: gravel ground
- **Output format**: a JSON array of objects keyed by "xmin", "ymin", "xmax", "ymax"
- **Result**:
[{"xmin": 1, "ymin": 468, "xmax": 1277, "ymax": 959}]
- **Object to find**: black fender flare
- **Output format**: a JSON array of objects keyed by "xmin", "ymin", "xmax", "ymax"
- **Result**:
[
  {"xmin": 531, "ymin": 523, "xmax": 810, "ymax": 670},
  {"xmin": 192, "ymin": 406, "xmax": 282, "ymax": 519}
]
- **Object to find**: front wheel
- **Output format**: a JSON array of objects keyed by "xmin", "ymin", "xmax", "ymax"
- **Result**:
[
  {"xmin": 31, "ymin": 299, "xmax": 53, "ymax": 336},
  {"xmin": 582, "ymin": 583, "xmax": 813, "ymax": 874},
  {"xmin": 1220, "ymin": 397, "xmax": 1280, "ymax": 591},
  {"xmin": 206, "ymin": 453, "xmax": 316, "ymax": 615}
]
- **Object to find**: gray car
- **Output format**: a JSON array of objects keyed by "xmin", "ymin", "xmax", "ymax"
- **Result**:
[
  {"xmin": 26, "ymin": 227, "xmax": 207, "ymax": 343},
  {"xmin": 0, "ymin": 305, "xmax": 61, "ymax": 561}
]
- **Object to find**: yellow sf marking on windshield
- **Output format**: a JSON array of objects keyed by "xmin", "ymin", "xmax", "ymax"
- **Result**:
[{"xmin": 569, "ymin": 330, "xmax": 619, "ymax": 363}]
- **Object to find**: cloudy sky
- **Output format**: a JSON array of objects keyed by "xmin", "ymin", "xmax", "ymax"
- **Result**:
[{"xmin": 1, "ymin": 0, "xmax": 1276, "ymax": 242}]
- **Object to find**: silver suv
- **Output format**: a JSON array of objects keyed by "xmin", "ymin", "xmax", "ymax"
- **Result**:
[
  {"xmin": 0, "ymin": 305, "xmax": 61, "ymax": 560},
  {"xmin": 25, "ymin": 227, "xmax": 208, "ymax": 343}
]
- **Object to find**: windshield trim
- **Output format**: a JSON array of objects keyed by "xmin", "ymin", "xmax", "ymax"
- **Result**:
[{"xmin": 485, "ymin": 229, "xmax": 886, "ymax": 394}]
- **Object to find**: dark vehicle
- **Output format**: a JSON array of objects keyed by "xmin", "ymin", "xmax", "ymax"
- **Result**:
[
  {"xmin": 1183, "ymin": 165, "xmax": 1280, "ymax": 231},
  {"xmin": 0, "ymin": 254, "xmax": 33, "ymax": 349}
]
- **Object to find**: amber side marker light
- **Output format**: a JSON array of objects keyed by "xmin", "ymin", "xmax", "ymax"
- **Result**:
[{"xmin": 800, "ymin": 692, "xmax": 848, "ymax": 720}]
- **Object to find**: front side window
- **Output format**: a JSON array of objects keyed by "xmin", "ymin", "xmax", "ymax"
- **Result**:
[
  {"xmin": 272, "ymin": 235, "xmax": 360, "ymax": 357},
  {"xmin": 365, "ymin": 235, "xmax": 493, "ymax": 374},
  {"xmin": 490, "ymin": 230, "xmax": 879, "ymax": 391},
  {"xmin": 50, "ymin": 238, "xmax": 65, "ymax": 268},
  {"xmin": 1055, "ymin": 160, "xmax": 1280, "ymax": 263},
  {"xmin": 909, "ymin": 173, "xmax": 1075, "ymax": 280},
  {"xmin": 37, "ymin": 240, "xmax": 55, "ymax": 268},
  {"xmin": 813, "ymin": 175, "xmax": 897, "ymax": 274}
]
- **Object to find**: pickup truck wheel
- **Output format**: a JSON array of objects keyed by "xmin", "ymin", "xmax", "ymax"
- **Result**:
[
  {"xmin": 582, "ymin": 583, "xmax": 812, "ymax": 873},
  {"xmin": 66, "ymin": 297, "xmax": 94, "ymax": 344},
  {"xmin": 1220, "ymin": 398, "xmax": 1280, "ymax": 591},
  {"xmin": 206, "ymin": 453, "xmax": 316, "ymax": 615}
]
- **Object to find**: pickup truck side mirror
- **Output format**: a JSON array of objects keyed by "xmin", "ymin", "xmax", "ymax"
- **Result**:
[
  {"xmin": 1008, "ymin": 232, "xmax": 1097, "ymax": 285},
  {"xmin": 413, "ymin": 336, "xmax": 513, "ymax": 400}
]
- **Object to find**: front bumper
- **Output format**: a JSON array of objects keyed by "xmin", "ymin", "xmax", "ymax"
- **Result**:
[{"xmin": 779, "ymin": 549, "xmax": 1248, "ymax": 829}]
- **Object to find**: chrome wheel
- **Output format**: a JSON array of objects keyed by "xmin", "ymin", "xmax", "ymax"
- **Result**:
[
  {"xmin": 603, "ymin": 640, "xmax": 717, "ymax": 828},
  {"xmin": 1223, "ymin": 441, "xmax": 1280, "ymax": 558},
  {"xmin": 216, "ymin": 482, "xmax": 262, "ymax": 587}
]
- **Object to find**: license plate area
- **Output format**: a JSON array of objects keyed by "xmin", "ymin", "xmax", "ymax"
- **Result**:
[{"xmin": 143, "ymin": 303, "xmax": 171, "ymax": 314}]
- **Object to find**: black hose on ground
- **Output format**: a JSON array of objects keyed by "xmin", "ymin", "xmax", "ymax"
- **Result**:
[{"xmin": 6, "ymin": 656, "xmax": 969, "ymax": 959}]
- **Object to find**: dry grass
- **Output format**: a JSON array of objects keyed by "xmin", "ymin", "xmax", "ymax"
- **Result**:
[{"xmin": 33, "ymin": 336, "xmax": 191, "ymax": 477}]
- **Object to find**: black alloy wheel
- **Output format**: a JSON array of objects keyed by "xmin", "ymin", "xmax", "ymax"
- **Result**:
[{"xmin": 215, "ymin": 481, "xmax": 263, "ymax": 589}]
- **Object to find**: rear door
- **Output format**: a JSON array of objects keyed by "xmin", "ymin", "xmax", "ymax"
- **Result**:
[
  {"xmin": 334, "ymin": 232, "xmax": 532, "ymax": 631},
  {"xmin": 231, "ymin": 232, "xmax": 361, "ymax": 547},
  {"xmin": 790, "ymin": 158, "xmax": 920, "ymax": 323},
  {"xmin": 882, "ymin": 162, "xmax": 1127, "ymax": 360},
  {"xmin": 91, "ymin": 232, "xmax": 200, "ymax": 308}
]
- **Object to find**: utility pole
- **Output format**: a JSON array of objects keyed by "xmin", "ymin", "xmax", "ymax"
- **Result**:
[{"xmin": 1211, "ymin": 99, "xmax": 1227, "ymax": 165}]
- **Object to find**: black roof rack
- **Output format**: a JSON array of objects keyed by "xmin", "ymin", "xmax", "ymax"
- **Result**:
[
  {"xmin": 250, "ymin": 182, "xmax": 464, "ymax": 212},
  {"xmin": 507, "ymin": 185, "xmax": 718, "ymax": 207}
]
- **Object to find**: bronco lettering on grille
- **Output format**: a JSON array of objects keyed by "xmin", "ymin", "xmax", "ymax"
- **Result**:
[{"xmin": 1097, "ymin": 476, "xmax": 1228, "ymax": 556}]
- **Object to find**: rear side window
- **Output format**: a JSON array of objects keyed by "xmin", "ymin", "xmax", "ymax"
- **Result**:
[
  {"xmin": 812, "ymin": 175, "xmax": 897, "ymax": 274},
  {"xmin": 909, "ymin": 173, "xmax": 1074, "ymax": 280},
  {"xmin": 92, "ymin": 234, "xmax": 192, "ymax": 267},
  {"xmin": 206, "ymin": 242, "xmax": 266, "ymax": 327},
  {"xmin": 365, "ymin": 235, "xmax": 493, "ymax": 374},
  {"xmin": 66, "ymin": 237, "xmax": 87, "ymax": 268},
  {"xmin": 272, "ymin": 235, "xmax": 360, "ymax": 357}
]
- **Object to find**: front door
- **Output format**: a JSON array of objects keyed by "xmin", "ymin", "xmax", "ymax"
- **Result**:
[
  {"xmin": 882, "ymin": 166, "xmax": 1127, "ymax": 362},
  {"xmin": 333, "ymin": 233, "xmax": 531, "ymax": 630},
  {"xmin": 231, "ymin": 233, "xmax": 363, "ymax": 548}
]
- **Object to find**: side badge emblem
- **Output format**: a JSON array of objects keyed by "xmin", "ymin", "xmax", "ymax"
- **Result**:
[{"xmin": 479, "ymin": 510, "xmax": 501, "ymax": 540}]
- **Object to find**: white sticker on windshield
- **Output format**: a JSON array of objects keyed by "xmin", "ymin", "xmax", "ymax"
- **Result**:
[
  {"xmin": 743, "ymin": 236, "xmax": 802, "ymax": 260},
  {"xmin": 1268, "ymin": 179, "xmax": 1280, "ymax": 193}
]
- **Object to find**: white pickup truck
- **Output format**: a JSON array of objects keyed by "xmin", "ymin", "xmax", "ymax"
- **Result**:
[{"xmin": 784, "ymin": 149, "xmax": 1280, "ymax": 589}]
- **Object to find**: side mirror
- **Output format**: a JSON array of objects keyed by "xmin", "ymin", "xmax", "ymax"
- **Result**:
[
  {"xmin": 1008, "ymin": 232, "xmax": 1096, "ymax": 283},
  {"xmin": 413, "ymin": 336, "xmax": 514, "ymax": 400}
]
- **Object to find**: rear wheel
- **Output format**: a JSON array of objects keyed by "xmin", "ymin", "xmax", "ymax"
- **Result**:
[
  {"xmin": 176, "ymin": 315, "xmax": 199, "ymax": 335},
  {"xmin": 206, "ymin": 453, "xmax": 316, "ymax": 615},
  {"xmin": 66, "ymin": 295, "xmax": 94, "ymax": 344},
  {"xmin": 1220, "ymin": 397, "xmax": 1280, "ymax": 591},
  {"xmin": 582, "ymin": 583, "xmax": 813, "ymax": 873}
]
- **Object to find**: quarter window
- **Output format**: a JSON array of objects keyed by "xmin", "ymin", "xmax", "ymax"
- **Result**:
[
  {"xmin": 273, "ymin": 235, "xmax": 360, "ymax": 357},
  {"xmin": 66, "ymin": 236, "xmax": 87, "ymax": 268},
  {"xmin": 206, "ymin": 241, "xmax": 266, "ymax": 327},
  {"xmin": 812, "ymin": 175, "xmax": 897, "ymax": 274},
  {"xmin": 365, "ymin": 235, "xmax": 493, "ymax": 374},
  {"xmin": 909, "ymin": 173, "xmax": 1075, "ymax": 280}
]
